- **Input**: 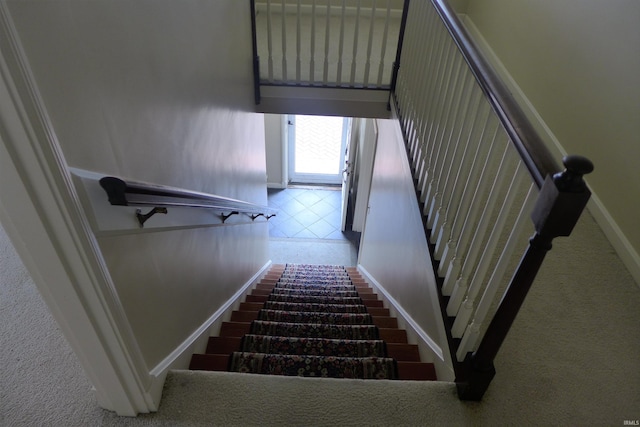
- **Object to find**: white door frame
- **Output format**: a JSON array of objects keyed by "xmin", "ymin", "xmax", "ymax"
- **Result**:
[
  {"xmin": 287, "ymin": 114, "xmax": 350, "ymax": 185},
  {"xmin": 341, "ymin": 118, "xmax": 358, "ymax": 231},
  {"xmin": 352, "ymin": 119, "xmax": 378, "ymax": 232},
  {"xmin": 0, "ymin": 4, "xmax": 158, "ymax": 416}
]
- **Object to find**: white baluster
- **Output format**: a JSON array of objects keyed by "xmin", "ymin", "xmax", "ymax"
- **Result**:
[
  {"xmin": 423, "ymin": 38, "xmax": 457, "ymax": 220},
  {"xmin": 296, "ymin": 0, "xmax": 301, "ymax": 82},
  {"xmin": 411, "ymin": 8, "xmax": 441, "ymax": 162},
  {"xmin": 433, "ymin": 73, "xmax": 479, "ymax": 260},
  {"xmin": 442, "ymin": 256, "xmax": 461, "ymax": 295},
  {"xmin": 457, "ymin": 321, "xmax": 480, "ymax": 362},
  {"xmin": 431, "ymin": 69, "xmax": 474, "ymax": 242},
  {"xmin": 456, "ymin": 182, "xmax": 537, "ymax": 358},
  {"xmin": 323, "ymin": 0, "xmax": 331, "ymax": 85},
  {"xmin": 414, "ymin": 4, "xmax": 439, "ymax": 165},
  {"xmin": 419, "ymin": 24, "xmax": 449, "ymax": 207},
  {"xmin": 281, "ymin": 0, "xmax": 287, "ymax": 81},
  {"xmin": 447, "ymin": 136, "xmax": 511, "ymax": 316},
  {"xmin": 400, "ymin": 1, "xmax": 426, "ymax": 153},
  {"xmin": 350, "ymin": 0, "xmax": 362, "ymax": 86},
  {"xmin": 428, "ymin": 55, "xmax": 467, "ymax": 240},
  {"xmin": 266, "ymin": 0, "xmax": 274, "ymax": 82},
  {"xmin": 377, "ymin": 0, "xmax": 392, "ymax": 88},
  {"xmin": 440, "ymin": 103, "xmax": 494, "ymax": 290},
  {"xmin": 410, "ymin": 27, "xmax": 429, "ymax": 169},
  {"xmin": 447, "ymin": 275, "xmax": 469, "ymax": 317},
  {"xmin": 363, "ymin": 0, "xmax": 377, "ymax": 86},
  {"xmin": 451, "ymin": 297, "xmax": 475, "ymax": 338},
  {"xmin": 450, "ymin": 149, "xmax": 522, "ymax": 332},
  {"xmin": 310, "ymin": 0, "xmax": 319, "ymax": 83},
  {"xmin": 336, "ymin": 0, "xmax": 346, "ymax": 85}
]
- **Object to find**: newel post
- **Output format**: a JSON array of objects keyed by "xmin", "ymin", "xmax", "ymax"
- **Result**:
[{"xmin": 457, "ymin": 155, "xmax": 594, "ymax": 401}]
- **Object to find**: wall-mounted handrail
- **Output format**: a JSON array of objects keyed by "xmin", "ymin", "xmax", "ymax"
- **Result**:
[
  {"xmin": 99, "ymin": 176, "xmax": 276, "ymax": 227},
  {"xmin": 426, "ymin": 0, "xmax": 559, "ymax": 188}
]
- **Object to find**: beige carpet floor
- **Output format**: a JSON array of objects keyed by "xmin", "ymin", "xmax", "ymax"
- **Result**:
[{"xmin": 2, "ymin": 209, "xmax": 640, "ymax": 426}]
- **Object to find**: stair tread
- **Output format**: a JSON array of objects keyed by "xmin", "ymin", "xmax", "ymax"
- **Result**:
[
  {"xmin": 207, "ymin": 336, "xmax": 421, "ymax": 361},
  {"xmin": 191, "ymin": 353, "xmax": 436, "ymax": 380}
]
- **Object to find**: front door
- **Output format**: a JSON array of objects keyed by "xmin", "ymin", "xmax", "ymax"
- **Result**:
[{"xmin": 288, "ymin": 115, "xmax": 350, "ymax": 185}]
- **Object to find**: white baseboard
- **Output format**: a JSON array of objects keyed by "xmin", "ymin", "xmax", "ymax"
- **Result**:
[
  {"xmin": 267, "ymin": 182, "xmax": 287, "ymax": 189},
  {"xmin": 146, "ymin": 261, "xmax": 273, "ymax": 401},
  {"xmin": 461, "ymin": 15, "xmax": 640, "ymax": 290},
  {"xmin": 588, "ymin": 195, "xmax": 640, "ymax": 288},
  {"xmin": 358, "ymin": 265, "xmax": 455, "ymax": 382}
]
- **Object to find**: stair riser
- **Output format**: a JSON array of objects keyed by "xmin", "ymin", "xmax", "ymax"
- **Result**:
[
  {"xmin": 206, "ymin": 336, "xmax": 421, "ymax": 362},
  {"xmin": 191, "ymin": 353, "xmax": 436, "ymax": 380},
  {"xmin": 230, "ymin": 310, "xmax": 398, "ymax": 328},
  {"xmin": 245, "ymin": 295, "xmax": 384, "ymax": 308}
]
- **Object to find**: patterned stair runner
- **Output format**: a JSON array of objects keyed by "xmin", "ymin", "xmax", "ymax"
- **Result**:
[{"xmin": 189, "ymin": 263, "xmax": 437, "ymax": 381}]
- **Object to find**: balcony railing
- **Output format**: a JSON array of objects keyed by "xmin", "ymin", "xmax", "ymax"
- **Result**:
[
  {"xmin": 250, "ymin": 0, "xmax": 410, "ymax": 117},
  {"xmin": 253, "ymin": 0, "xmax": 406, "ymax": 89}
]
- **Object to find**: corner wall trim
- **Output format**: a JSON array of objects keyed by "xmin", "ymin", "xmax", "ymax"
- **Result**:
[{"xmin": 0, "ymin": 3, "xmax": 155, "ymax": 415}]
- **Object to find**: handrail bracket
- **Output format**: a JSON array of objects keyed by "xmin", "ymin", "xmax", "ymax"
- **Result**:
[
  {"xmin": 135, "ymin": 207, "xmax": 168, "ymax": 228},
  {"xmin": 220, "ymin": 211, "xmax": 239, "ymax": 223}
]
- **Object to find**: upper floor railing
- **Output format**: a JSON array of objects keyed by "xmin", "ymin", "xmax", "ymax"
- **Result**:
[
  {"xmin": 252, "ymin": 0, "xmax": 407, "ymax": 90},
  {"xmin": 392, "ymin": 0, "xmax": 593, "ymax": 399},
  {"xmin": 250, "ymin": 0, "xmax": 410, "ymax": 117}
]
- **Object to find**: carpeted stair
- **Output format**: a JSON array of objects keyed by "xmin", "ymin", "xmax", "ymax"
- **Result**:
[{"xmin": 189, "ymin": 264, "xmax": 437, "ymax": 381}]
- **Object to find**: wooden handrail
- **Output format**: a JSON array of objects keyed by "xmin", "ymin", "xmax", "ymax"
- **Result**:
[
  {"xmin": 429, "ymin": 0, "xmax": 559, "ymax": 188},
  {"xmin": 99, "ymin": 176, "xmax": 276, "ymax": 227}
]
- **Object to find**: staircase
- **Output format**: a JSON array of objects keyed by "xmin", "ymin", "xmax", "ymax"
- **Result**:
[{"xmin": 190, "ymin": 264, "xmax": 436, "ymax": 381}]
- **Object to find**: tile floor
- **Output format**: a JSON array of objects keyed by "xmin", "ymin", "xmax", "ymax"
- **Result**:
[{"xmin": 267, "ymin": 186, "xmax": 360, "ymax": 243}]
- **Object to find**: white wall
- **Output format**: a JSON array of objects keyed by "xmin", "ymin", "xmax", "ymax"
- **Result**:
[
  {"xmin": 461, "ymin": 0, "xmax": 640, "ymax": 283},
  {"xmin": 358, "ymin": 118, "xmax": 452, "ymax": 378},
  {"xmin": 448, "ymin": 0, "xmax": 470, "ymax": 13},
  {"xmin": 6, "ymin": 0, "xmax": 270, "ymax": 370}
]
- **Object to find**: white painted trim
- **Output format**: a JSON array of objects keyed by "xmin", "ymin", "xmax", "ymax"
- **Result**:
[
  {"xmin": 281, "ymin": 114, "xmax": 289, "ymax": 186},
  {"xmin": 258, "ymin": 86, "xmax": 392, "ymax": 119},
  {"xmin": 149, "ymin": 260, "xmax": 272, "ymax": 377},
  {"xmin": 588, "ymin": 193, "xmax": 640, "ymax": 288},
  {"xmin": 357, "ymin": 265, "xmax": 455, "ymax": 382},
  {"xmin": 0, "ymin": 4, "xmax": 155, "ymax": 415},
  {"xmin": 461, "ymin": 15, "xmax": 640, "ymax": 289},
  {"xmin": 262, "ymin": 85, "xmax": 390, "ymax": 102},
  {"xmin": 352, "ymin": 119, "xmax": 378, "ymax": 232},
  {"xmin": 267, "ymin": 182, "xmax": 288, "ymax": 189}
]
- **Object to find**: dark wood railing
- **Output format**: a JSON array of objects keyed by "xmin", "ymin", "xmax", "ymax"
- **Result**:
[
  {"xmin": 458, "ymin": 156, "xmax": 593, "ymax": 399},
  {"xmin": 428, "ymin": 0, "xmax": 558, "ymax": 188},
  {"xmin": 392, "ymin": 0, "xmax": 594, "ymax": 400}
]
